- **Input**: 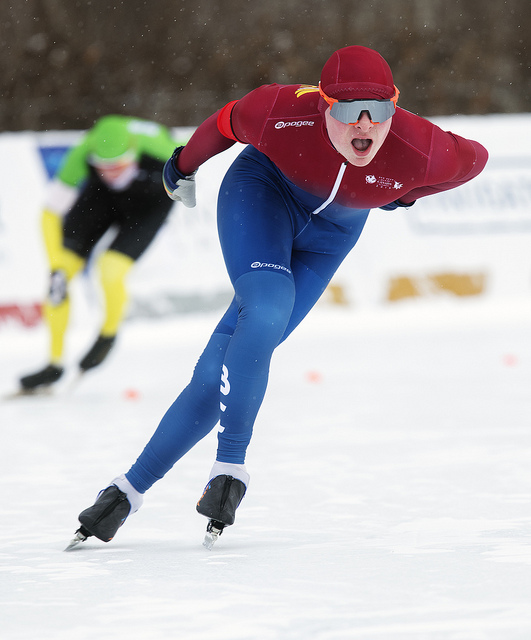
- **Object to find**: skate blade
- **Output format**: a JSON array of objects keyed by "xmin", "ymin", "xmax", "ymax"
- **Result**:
[
  {"xmin": 203, "ymin": 531, "xmax": 219, "ymax": 550},
  {"xmin": 4, "ymin": 387, "xmax": 55, "ymax": 400},
  {"xmin": 202, "ymin": 521, "xmax": 224, "ymax": 550},
  {"xmin": 5, "ymin": 371, "xmax": 84, "ymax": 401},
  {"xmin": 64, "ymin": 531, "xmax": 87, "ymax": 552},
  {"xmin": 65, "ymin": 371, "xmax": 84, "ymax": 393}
]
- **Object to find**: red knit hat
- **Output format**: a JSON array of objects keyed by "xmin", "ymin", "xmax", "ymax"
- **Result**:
[{"xmin": 320, "ymin": 46, "xmax": 395, "ymax": 101}]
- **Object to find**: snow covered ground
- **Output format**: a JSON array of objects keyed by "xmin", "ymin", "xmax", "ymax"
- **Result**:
[{"xmin": 1, "ymin": 295, "xmax": 531, "ymax": 639}]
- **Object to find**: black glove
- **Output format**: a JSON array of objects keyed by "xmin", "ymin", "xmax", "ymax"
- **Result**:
[{"xmin": 379, "ymin": 199, "xmax": 416, "ymax": 211}]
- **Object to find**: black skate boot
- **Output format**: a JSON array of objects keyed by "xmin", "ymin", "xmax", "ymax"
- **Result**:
[
  {"xmin": 65, "ymin": 475, "xmax": 143, "ymax": 550},
  {"xmin": 19, "ymin": 364, "xmax": 64, "ymax": 393},
  {"xmin": 79, "ymin": 335, "xmax": 116, "ymax": 372},
  {"xmin": 197, "ymin": 475, "xmax": 247, "ymax": 549},
  {"xmin": 64, "ymin": 485, "xmax": 131, "ymax": 551}
]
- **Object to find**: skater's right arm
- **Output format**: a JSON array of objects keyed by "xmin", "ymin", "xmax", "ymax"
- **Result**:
[
  {"xmin": 162, "ymin": 111, "xmax": 236, "ymax": 206},
  {"xmin": 176, "ymin": 111, "xmax": 237, "ymax": 175},
  {"xmin": 164, "ymin": 86, "xmax": 281, "ymax": 205},
  {"xmin": 175, "ymin": 85, "xmax": 277, "ymax": 176}
]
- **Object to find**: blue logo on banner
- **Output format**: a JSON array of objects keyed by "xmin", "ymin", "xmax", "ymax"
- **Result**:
[{"xmin": 38, "ymin": 146, "xmax": 71, "ymax": 179}]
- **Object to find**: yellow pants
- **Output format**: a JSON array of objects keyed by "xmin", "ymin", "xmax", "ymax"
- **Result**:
[
  {"xmin": 97, "ymin": 249, "xmax": 134, "ymax": 337},
  {"xmin": 42, "ymin": 211, "xmax": 134, "ymax": 361}
]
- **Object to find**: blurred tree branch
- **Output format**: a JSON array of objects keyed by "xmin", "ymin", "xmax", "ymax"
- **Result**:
[{"xmin": 0, "ymin": 0, "xmax": 529, "ymax": 131}]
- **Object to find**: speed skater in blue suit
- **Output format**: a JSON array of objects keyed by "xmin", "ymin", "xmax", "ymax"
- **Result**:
[{"xmin": 66, "ymin": 45, "xmax": 487, "ymax": 550}]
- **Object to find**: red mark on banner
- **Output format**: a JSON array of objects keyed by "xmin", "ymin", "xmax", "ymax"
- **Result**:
[{"xmin": 0, "ymin": 303, "xmax": 42, "ymax": 327}]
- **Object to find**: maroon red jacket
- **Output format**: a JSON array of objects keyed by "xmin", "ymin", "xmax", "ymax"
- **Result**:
[{"xmin": 179, "ymin": 83, "xmax": 488, "ymax": 210}]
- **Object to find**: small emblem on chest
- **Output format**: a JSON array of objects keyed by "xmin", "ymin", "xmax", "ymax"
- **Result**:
[{"xmin": 366, "ymin": 175, "xmax": 403, "ymax": 190}]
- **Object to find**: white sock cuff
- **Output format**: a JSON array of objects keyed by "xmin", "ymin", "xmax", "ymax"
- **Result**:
[
  {"xmin": 209, "ymin": 461, "xmax": 250, "ymax": 487},
  {"xmin": 111, "ymin": 474, "xmax": 144, "ymax": 514}
]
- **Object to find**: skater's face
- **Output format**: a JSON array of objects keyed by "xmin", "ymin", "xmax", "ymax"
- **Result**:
[
  {"xmin": 92, "ymin": 155, "xmax": 138, "ymax": 188},
  {"xmin": 324, "ymin": 108, "xmax": 391, "ymax": 167}
]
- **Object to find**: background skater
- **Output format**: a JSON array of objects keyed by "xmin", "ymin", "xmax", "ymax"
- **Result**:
[{"xmin": 19, "ymin": 115, "xmax": 185, "ymax": 394}]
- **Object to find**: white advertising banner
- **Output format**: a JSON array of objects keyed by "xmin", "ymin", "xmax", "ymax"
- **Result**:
[{"xmin": 0, "ymin": 115, "xmax": 530, "ymax": 328}]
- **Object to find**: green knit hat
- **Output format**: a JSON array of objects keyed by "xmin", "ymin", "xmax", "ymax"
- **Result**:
[{"xmin": 88, "ymin": 115, "xmax": 137, "ymax": 164}]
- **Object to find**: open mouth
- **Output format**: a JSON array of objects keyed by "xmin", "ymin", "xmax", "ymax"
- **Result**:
[{"xmin": 352, "ymin": 138, "xmax": 372, "ymax": 153}]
